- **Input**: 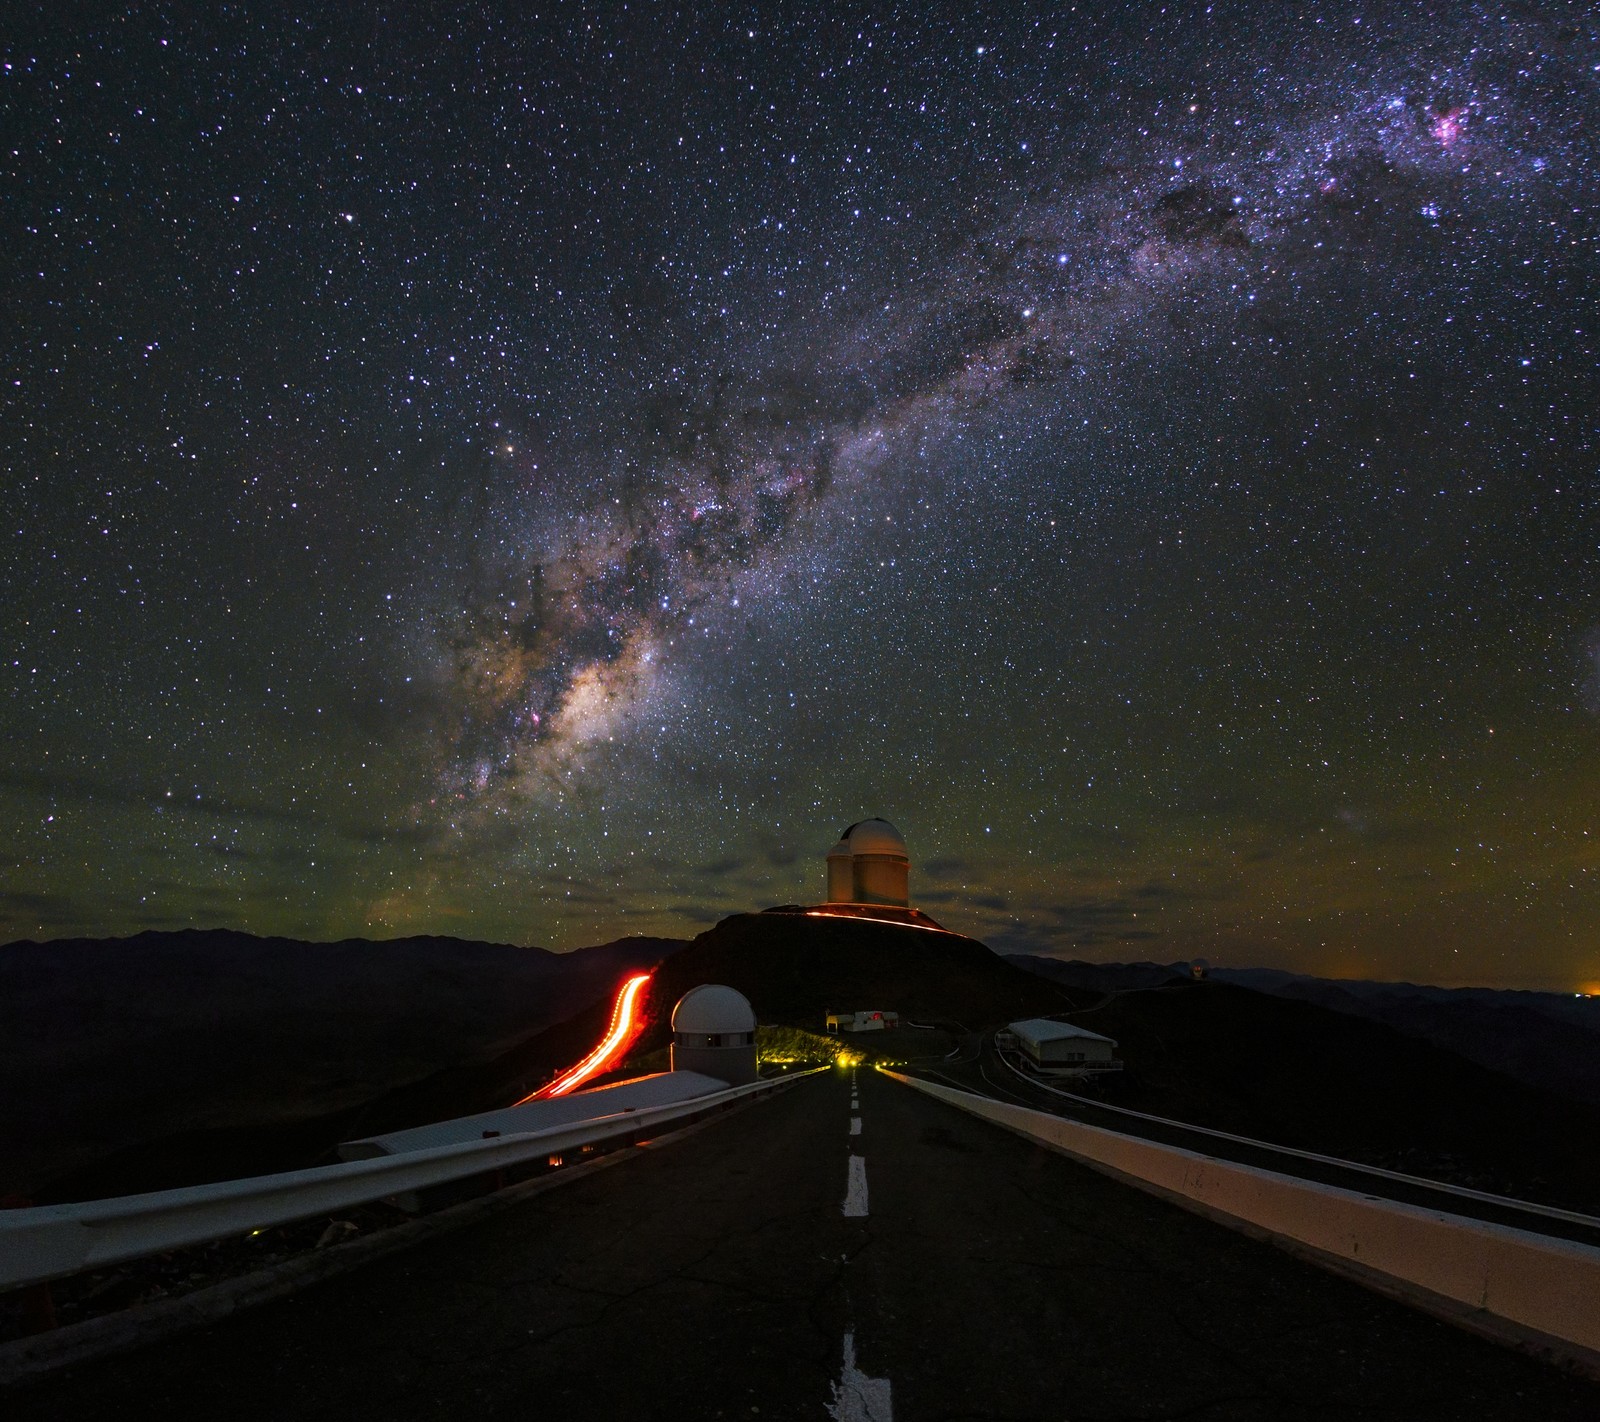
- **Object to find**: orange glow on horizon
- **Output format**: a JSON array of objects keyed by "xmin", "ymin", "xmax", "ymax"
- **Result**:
[{"xmin": 519, "ymin": 972, "xmax": 653, "ymax": 1102}]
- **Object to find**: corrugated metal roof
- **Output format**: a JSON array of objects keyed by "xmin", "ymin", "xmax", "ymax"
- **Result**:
[
  {"xmin": 337, "ymin": 1071, "xmax": 731, "ymax": 1159},
  {"xmin": 1008, "ymin": 1018, "xmax": 1118, "ymax": 1048}
]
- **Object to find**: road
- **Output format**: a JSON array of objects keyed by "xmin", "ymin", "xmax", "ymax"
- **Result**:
[{"xmin": 10, "ymin": 1066, "xmax": 1599, "ymax": 1420}]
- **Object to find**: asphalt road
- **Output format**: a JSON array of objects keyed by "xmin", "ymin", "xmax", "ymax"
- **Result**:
[{"xmin": 11, "ymin": 1066, "xmax": 1600, "ymax": 1421}]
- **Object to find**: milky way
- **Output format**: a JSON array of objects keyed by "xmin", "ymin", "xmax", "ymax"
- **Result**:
[
  {"xmin": 437, "ymin": 28, "xmax": 1585, "ymax": 801},
  {"xmin": 4, "ymin": 3, "xmax": 1598, "ymax": 986}
]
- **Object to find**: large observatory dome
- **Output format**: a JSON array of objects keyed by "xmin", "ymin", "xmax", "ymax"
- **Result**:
[
  {"xmin": 844, "ymin": 819, "xmax": 907, "ymax": 856},
  {"xmin": 825, "ymin": 817, "xmax": 911, "ymax": 908},
  {"xmin": 671, "ymin": 983, "xmax": 757, "ymax": 1036}
]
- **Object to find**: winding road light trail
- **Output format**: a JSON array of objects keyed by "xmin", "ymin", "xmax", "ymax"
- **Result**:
[{"xmin": 518, "ymin": 973, "xmax": 653, "ymax": 1102}]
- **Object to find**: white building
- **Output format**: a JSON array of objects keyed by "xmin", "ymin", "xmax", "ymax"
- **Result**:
[
  {"xmin": 671, "ymin": 984, "xmax": 759, "ymax": 1086},
  {"xmin": 1004, "ymin": 1018, "xmax": 1121, "ymax": 1075},
  {"xmin": 826, "ymin": 819, "xmax": 911, "ymax": 907}
]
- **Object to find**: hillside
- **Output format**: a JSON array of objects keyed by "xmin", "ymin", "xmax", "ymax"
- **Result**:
[
  {"xmin": 1003, "ymin": 962, "xmax": 1600, "ymax": 1213},
  {"xmin": 0, "ymin": 929, "xmax": 680, "ymax": 1199},
  {"xmin": 1210, "ymin": 968, "xmax": 1600, "ymax": 1111},
  {"xmin": 14, "ymin": 919, "xmax": 1599, "ymax": 1216},
  {"xmin": 628, "ymin": 910, "xmax": 1084, "ymax": 1045}
]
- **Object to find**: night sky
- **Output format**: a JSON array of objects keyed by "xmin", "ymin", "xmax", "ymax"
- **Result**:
[{"xmin": 4, "ymin": 3, "xmax": 1598, "ymax": 989}]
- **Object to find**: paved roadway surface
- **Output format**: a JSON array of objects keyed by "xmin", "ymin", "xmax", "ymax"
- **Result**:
[{"xmin": 11, "ymin": 1066, "xmax": 1600, "ymax": 1421}]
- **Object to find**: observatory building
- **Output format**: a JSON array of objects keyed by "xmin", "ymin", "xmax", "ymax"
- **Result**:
[
  {"xmin": 826, "ymin": 819, "xmax": 911, "ymax": 908},
  {"xmin": 671, "ymin": 984, "xmax": 759, "ymax": 1086}
]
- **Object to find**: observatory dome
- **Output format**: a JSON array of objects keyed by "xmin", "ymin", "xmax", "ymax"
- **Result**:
[
  {"xmin": 671, "ymin": 984, "xmax": 757, "ymax": 1036},
  {"xmin": 844, "ymin": 819, "xmax": 907, "ymax": 857}
]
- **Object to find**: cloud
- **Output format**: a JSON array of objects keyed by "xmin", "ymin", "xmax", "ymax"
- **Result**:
[
  {"xmin": 0, "ymin": 889, "xmax": 84, "ymax": 929},
  {"xmin": 664, "ymin": 903, "xmax": 727, "ymax": 925}
]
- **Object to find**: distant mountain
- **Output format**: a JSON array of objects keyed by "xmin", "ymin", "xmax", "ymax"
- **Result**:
[
  {"xmin": 1002, "ymin": 954, "xmax": 1190, "ymax": 995},
  {"xmin": 3, "ymin": 913, "xmax": 1071, "ymax": 1202},
  {"xmin": 15, "ymin": 922, "xmax": 1596, "ymax": 1214},
  {"xmin": 1207, "ymin": 967, "xmax": 1600, "ymax": 1111},
  {"xmin": 0, "ymin": 929, "xmax": 681, "ymax": 1198}
]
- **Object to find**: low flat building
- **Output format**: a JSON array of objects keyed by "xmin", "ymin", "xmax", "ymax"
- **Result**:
[
  {"xmin": 1005, "ymin": 1018, "xmax": 1121, "ymax": 1075},
  {"xmin": 826, "ymin": 1009, "xmax": 900, "ymax": 1033}
]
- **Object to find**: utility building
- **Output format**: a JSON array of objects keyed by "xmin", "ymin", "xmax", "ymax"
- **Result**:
[
  {"xmin": 671, "ymin": 984, "xmax": 759, "ymax": 1086},
  {"xmin": 1005, "ymin": 1018, "xmax": 1121, "ymax": 1075},
  {"xmin": 826, "ymin": 819, "xmax": 911, "ymax": 908},
  {"xmin": 825, "ymin": 1010, "xmax": 900, "ymax": 1034}
]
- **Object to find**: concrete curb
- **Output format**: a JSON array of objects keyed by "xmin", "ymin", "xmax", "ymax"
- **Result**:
[
  {"xmin": 0, "ymin": 1077, "xmax": 809, "ymax": 1390},
  {"xmin": 886, "ymin": 1068, "xmax": 1600, "ymax": 1381}
]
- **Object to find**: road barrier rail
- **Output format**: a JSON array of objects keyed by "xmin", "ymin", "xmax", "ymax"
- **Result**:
[
  {"xmin": 884, "ymin": 1068, "xmax": 1600, "ymax": 1373},
  {"xmin": 0, "ymin": 1068, "xmax": 826, "ymax": 1293}
]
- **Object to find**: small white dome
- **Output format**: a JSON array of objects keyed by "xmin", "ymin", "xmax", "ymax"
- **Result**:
[
  {"xmin": 845, "ymin": 818, "xmax": 907, "ymax": 858},
  {"xmin": 826, "ymin": 837, "xmax": 853, "ymax": 859},
  {"xmin": 672, "ymin": 984, "xmax": 757, "ymax": 1035}
]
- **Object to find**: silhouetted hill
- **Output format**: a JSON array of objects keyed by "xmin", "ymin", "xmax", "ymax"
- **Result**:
[
  {"xmin": 0, "ymin": 929, "xmax": 681, "ymax": 1199},
  {"xmin": 629, "ymin": 911, "xmax": 1084, "ymax": 1045},
  {"xmin": 1003, "ymin": 954, "xmax": 1190, "ymax": 994},
  {"xmin": 20, "ymin": 912, "xmax": 1068, "ymax": 1200},
  {"xmin": 1209, "ymin": 968, "xmax": 1600, "ymax": 1111},
  {"xmin": 17, "ymin": 920, "xmax": 1599, "ymax": 1217},
  {"xmin": 1003, "ymin": 960, "xmax": 1600, "ymax": 1213}
]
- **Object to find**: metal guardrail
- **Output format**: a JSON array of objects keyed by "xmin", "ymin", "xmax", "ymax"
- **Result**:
[{"xmin": 0, "ymin": 1068, "xmax": 827, "ymax": 1293}]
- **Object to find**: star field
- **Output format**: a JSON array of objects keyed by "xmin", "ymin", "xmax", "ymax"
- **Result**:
[{"xmin": 3, "ymin": 3, "xmax": 1598, "ymax": 988}]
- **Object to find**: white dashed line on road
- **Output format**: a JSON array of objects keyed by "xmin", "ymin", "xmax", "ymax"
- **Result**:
[
  {"xmin": 827, "ymin": 1330, "xmax": 893, "ymax": 1421},
  {"xmin": 843, "ymin": 1155, "xmax": 869, "ymax": 1217},
  {"xmin": 850, "ymin": 1117, "xmax": 862, "ymax": 1136}
]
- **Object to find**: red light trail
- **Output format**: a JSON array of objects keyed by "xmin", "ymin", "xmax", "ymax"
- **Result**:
[
  {"xmin": 518, "ymin": 972, "xmax": 653, "ymax": 1102},
  {"xmin": 803, "ymin": 909, "xmax": 955, "ymax": 935}
]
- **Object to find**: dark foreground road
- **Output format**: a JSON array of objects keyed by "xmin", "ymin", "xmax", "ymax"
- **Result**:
[{"xmin": 11, "ymin": 1066, "xmax": 1600, "ymax": 1420}]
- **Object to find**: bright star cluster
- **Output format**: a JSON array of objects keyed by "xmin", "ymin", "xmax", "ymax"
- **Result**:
[{"xmin": 2, "ymin": 3, "xmax": 1597, "ymax": 988}]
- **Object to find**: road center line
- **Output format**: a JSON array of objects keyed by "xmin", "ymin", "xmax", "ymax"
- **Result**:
[
  {"xmin": 827, "ymin": 1330, "xmax": 893, "ymax": 1421},
  {"xmin": 843, "ymin": 1154, "xmax": 869, "ymax": 1216},
  {"xmin": 850, "ymin": 1116, "xmax": 862, "ymax": 1135}
]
